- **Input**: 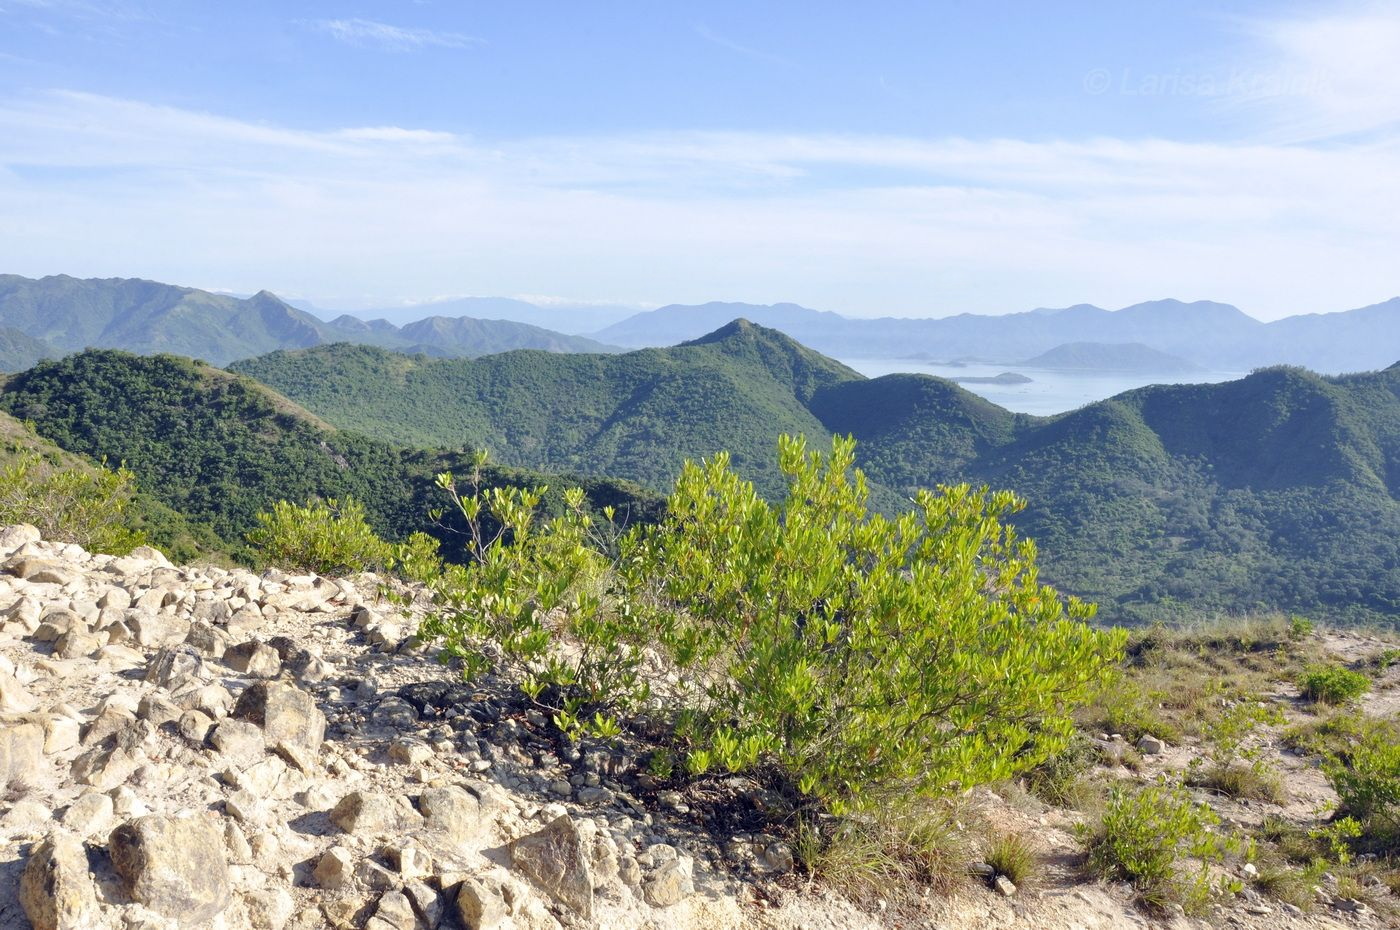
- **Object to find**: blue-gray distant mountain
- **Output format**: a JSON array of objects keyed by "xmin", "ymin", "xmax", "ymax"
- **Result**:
[
  {"xmin": 335, "ymin": 296, "xmax": 636, "ymax": 334},
  {"xmin": 0, "ymin": 327, "xmax": 56, "ymax": 372},
  {"xmin": 0, "ymin": 275, "xmax": 616, "ymax": 365},
  {"xmin": 592, "ymin": 297, "xmax": 1400, "ymax": 373},
  {"xmin": 1020, "ymin": 342, "xmax": 1202, "ymax": 373}
]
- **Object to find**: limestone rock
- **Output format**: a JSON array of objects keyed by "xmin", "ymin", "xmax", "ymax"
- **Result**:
[
  {"xmin": 313, "ymin": 846, "xmax": 355, "ymax": 890},
  {"xmin": 419, "ymin": 784, "xmax": 483, "ymax": 844},
  {"xmin": 1, "ymin": 720, "xmax": 45, "ymax": 790},
  {"xmin": 108, "ymin": 814, "xmax": 232, "ymax": 924},
  {"xmin": 225, "ymin": 640, "xmax": 283, "ymax": 678},
  {"xmin": 0, "ymin": 667, "xmax": 39, "ymax": 712},
  {"xmin": 62, "ymin": 792, "xmax": 115, "ymax": 836},
  {"xmin": 366, "ymin": 889, "xmax": 419, "ymax": 930},
  {"xmin": 509, "ymin": 815, "xmax": 594, "ymax": 918},
  {"xmin": 242, "ymin": 888, "xmax": 295, "ymax": 930},
  {"xmin": 643, "ymin": 856, "xmax": 694, "ymax": 907},
  {"xmin": 1136, "ymin": 734, "xmax": 1165, "ymax": 755},
  {"xmin": 143, "ymin": 646, "xmax": 206, "ymax": 691},
  {"xmin": 455, "ymin": 875, "xmax": 508, "ymax": 930},
  {"xmin": 232, "ymin": 681, "xmax": 325, "ymax": 757},
  {"xmin": 19, "ymin": 833, "xmax": 100, "ymax": 930},
  {"xmin": 210, "ymin": 718, "xmax": 266, "ymax": 762},
  {"xmin": 331, "ymin": 790, "xmax": 422, "ymax": 837}
]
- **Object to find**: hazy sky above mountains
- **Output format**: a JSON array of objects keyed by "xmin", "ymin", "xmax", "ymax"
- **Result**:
[{"xmin": 1, "ymin": 1, "xmax": 1398, "ymax": 321}]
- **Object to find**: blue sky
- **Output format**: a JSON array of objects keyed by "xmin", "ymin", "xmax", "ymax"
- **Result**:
[{"xmin": 2, "ymin": 1, "xmax": 1398, "ymax": 319}]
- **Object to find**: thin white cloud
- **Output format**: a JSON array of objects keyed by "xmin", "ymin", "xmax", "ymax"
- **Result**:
[
  {"xmin": 310, "ymin": 17, "xmax": 482, "ymax": 51},
  {"xmin": 0, "ymin": 90, "xmax": 1397, "ymax": 320},
  {"xmin": 693, "ymin": 23, "xmax": 789, "ymax": 66},
  {"xmin": 1224, "ymin": 4, "xmax": 1400, "ymax": 141}
]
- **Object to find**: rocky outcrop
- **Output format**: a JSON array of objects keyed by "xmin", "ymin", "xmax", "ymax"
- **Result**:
[{"xmin": 0, "ymin": 526, "xmax": 728, "ymax": 930}]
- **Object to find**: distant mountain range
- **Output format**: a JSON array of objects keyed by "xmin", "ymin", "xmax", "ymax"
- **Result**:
[
  {"xmin": 0, "ymin": 275, "xmax": 615, "ymax": 368},
  {"xmin": 230, "ymin": 320, "xmax": 1400, "ymax": 624},
  {"xmin": 317, "ymin": 296, "xmax": 637, "ymax": 334},
  {"xmin": 590, "ymin": 298, "xmax": 1400, "ymax": 373},
  {"xmin": 1019, "ymin": 342, "xmax": 1201, "ymax": 373},
  {"xmin": 7, "ymin": 274, "xmax": 1399, "ymax": 375}
]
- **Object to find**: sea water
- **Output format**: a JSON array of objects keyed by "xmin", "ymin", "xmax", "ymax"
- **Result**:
[{"xmin": 838, "ymin": 358, "xmax": 1248, "ymax": 417}]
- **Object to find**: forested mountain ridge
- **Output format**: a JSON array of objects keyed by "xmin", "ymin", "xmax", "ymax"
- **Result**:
[
  {"xmin": 230, "ymin": 323, "xmax": 1400, "ymax": 624},
  {"xmin": 0, "ymin": 274, "xmax": 615, "ymax": 367},
  {"xmin": 0, "ymin": 350, "xmax": 663, "ymax": 562}
]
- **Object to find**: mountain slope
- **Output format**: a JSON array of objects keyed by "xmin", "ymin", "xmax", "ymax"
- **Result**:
[
  {"xmin": 233, "ymin": 323, "xmax": 1400, "ymax": 624},
  {"xmin": 1020, "ymin": 342, "xmax": 1202, "ymax": 373},
  {"xmin": 0, "ymin": 275, "xmax": 620, "ymax": 365},
  {"xmin": 0, "ymin": 327, "xmax": 55, "ymax": 372},
  {"xmin": 0, "ymin": 350, "xmax": 662, "ymax": 559},
  {"xmin": 231, "ymin": 320, "xmax": 859, "ymax": 496}
]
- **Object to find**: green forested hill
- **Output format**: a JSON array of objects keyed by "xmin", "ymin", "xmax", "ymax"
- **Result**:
[
  {"xmin": 229, "ymin": 320, "xmax": 858, "ymax": 496},
  {"xmin": 0, "ymin": 350, "xmax": 663, "ymax": 561},
  {"xmin": 227, "ymin": 322, "xmax": 1400, "ymax": 625}
]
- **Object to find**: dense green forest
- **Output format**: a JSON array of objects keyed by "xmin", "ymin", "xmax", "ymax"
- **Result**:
[
  {"xmin": 0, "ymin": 351, "xmax": 663, "ymax": 563},
  {"xmin": 231, "ymin": 323, "xmax": 1400, "ymax": 625}
]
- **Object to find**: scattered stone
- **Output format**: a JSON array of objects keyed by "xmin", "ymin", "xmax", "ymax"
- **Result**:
[
  {"xmin": 455, "ymin": 875, "xmax": 508, "ymax": 930},
  {"xmin": 313, "ymin": 846, "xmax": 355, "ymax": 890},
  {"xmin": 1136, "ymin": 734, "xmax": 1165, "ymax": 755},
  {"xmin": 1, "ymin": 719, "xmax": 45, "ymax": 789},
  {"xmin": 331, "ymin": 790, "xmax": 422, "ymax": 836},
  {"xmin": 366, "ymin": 890, "xmax": 418, "ymax": 930},
  {"xmin": 211, "ymin": 718, "xmax": 267, "ymax": 762},
  {"xmin": 19, "ymin": 833, "xmax": 100, "ymax": 930},
  {"xmin": 387, "ymin": 737, "xmax": 432, "ymax": 766},
  {"xmin": 242, "ymin": 887, "xmax": 295, "ymax": 930},
  {"xmin": 109, "ymin": 814, "xmax": 232, "ymax": 923},
  {"xmin": 643, "ymin": 856, "xmax": 694, "ymax": 907},
  {"xmin": 418, "ymin": 785, "xmax": 483, "ymax": 843},
  {"xmin": 225, "ymin": 640, "xmax": 283, "ymax": 678},
  {"xmin": 232, "ymin": 680, "xmax": 326, "ymax": 758},
  {"xmin": 510, "ymin": 815, "xmax": 594, "ymax": 918},
  {"xmin": 994, "ymin": 874, "xmax": 1018, "ymax": 897},
  {"xmin": 61, "ymin": 791, "xmax": 115, "ymax": 836}
]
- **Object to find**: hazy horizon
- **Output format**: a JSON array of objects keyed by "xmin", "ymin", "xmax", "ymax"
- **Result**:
[{"xmin": 2, "ymin": 2, "xmax": 1398, "ymax": 321}]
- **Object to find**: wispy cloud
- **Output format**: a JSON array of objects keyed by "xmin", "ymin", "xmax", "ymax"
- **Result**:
[
  {"xmin": 693, "ymin": 23, "xmax": 789, "ymax": 66},
  {"xmin": 1223, "ymin": 4, "xmax": 1400, "ymax": 141},
  {"xmin": 310, "ymin": 17, "xmax": 481, "ymax": 52},
  {"xmin": 0, "ymin": 90, "xmax": 1397, "ymax": 319}
]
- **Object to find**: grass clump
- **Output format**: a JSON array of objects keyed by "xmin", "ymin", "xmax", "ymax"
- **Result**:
[
  {"xmin": 1023, "ymin": 732, "xmax": 1103, "ymax": 809},
  {"xmin": 1082, "ymin": 780, "xmax": 1240, "ymax": 913},
  {"xmin": 1326, "ymin": 728, "xmax": 1400, "ymax": 852},
  {"xmin": 1299, "ymin": 664, "xmax": 1369, "ymax": 705},
  {"xmin": 1187, "ymin": 698, "xmax": 1287, "ymax": 803},
  {"xmin": 797, "ymin": 802, "xmax": 972, "ymax": 901},
  {"xmin": 984, "ymin": 830, "xmax": 1038, "ymax": 887}
]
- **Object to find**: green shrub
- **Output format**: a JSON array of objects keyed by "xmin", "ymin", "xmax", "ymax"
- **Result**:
[
  {"xmin": 1083, "ymin": 781, "xmax": 1239, "ymax": 912},
  {"xmin": 628, "ymin": 435, "xmax": 1124, "ymax": 813},
  {"xmin": 0, "ymin": 450, "xmax": 145, "ymax": 554},
  {"xmin": 1188, "ymin": 698, "xmax": 1286, "ymax": 802},
  {"xmin": 1299, "ymin": 665, "xmax": 1369, "ymax": 705},
  {"xmin": 248, "ymin": 496, "xmax": 395, "ymax": 575},
  {"xmin": 1023, "ymin": 732, "xmax": 1100, "ymax": 808},
  {"xmin": 1326, "ymin": 730, "xmax": 1400, "ymax": 850},
  {"xmin": 422, "ymin": 455, "xmax": 643, "ymax": 740}
]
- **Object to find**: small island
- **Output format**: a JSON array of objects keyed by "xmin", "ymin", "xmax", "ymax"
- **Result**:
[{"xmin": 950, "ymin": 371, "xmax": 1034, "ymax": 385}]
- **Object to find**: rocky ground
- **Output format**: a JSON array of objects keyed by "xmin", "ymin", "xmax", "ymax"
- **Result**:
[{"xmin": 0, "ymin": 526, "xmax": 1390, "ymax": 929}]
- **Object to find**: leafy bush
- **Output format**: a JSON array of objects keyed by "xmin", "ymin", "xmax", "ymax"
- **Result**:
[
  {"xmin": 1326, "ymin": 730, "xmax": 1400, "ymax": 850},
  {"xmin": 1023, "ymin": 732, "xmax": 1101, "ymax": 809},
  {"xmin": 422, "ymin": 455, "xmax": 643, "ymax": 740},
  {"xmin": 1299, "ymin": 665, "xmax": 1369, "ymax": 705},
  {"xmin": 628, "ymin": 435, "xmax": 1124, "ymax": 812},
  {"xmin": 0, "ymin": 450, "xmax": 145, "ymax": 554},
  {"xmin": 1083, "ymin": 781, "xmax": 1239, "ymax": 912},
  {"xmin": 248, "ymin": 497, "xmax": 395, "ymax": 575}
]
